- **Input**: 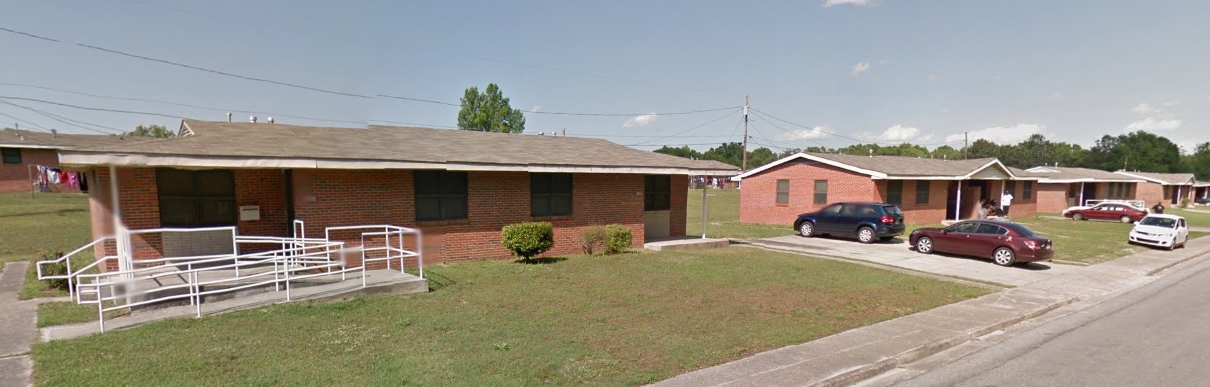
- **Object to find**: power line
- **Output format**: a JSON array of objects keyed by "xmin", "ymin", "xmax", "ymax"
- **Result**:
[
  {"xmin": 0, "ymin": 111, "xmax": 52, "ymax": 132},
  {"xmin": 119, "ymin": 0, "xmax": 732, "ymax": 94},
  {"xmin": 0, "ymin": 83, "xmax": 365, "ymax": 125},
  {"xmin": 0, "ymin": 27, "xmax": 372, "ymax": 99},
  {"xmin": 626, "ymin": 109, "xmax": 742, "ymax": 146},
  {"xmin": 377, "ymin": 94, "xmax": 741, "ymax": 117},
  {"xmin": 0, "ymin": 100, "xmax": 121, "ymax": 135},
  {"xmin": 746, "ymin": 113, "xmax": 831, "ymax": 149},
  {"xmin": 0, "ymin": 96, "xmax": 181, "ymax": 120}
]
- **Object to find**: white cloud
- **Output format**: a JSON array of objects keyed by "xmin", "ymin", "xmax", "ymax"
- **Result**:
[
  {"xmin": 622, "ymin": 113, "xmax": 658, "ymax": 127},
  {"xmin": 927, "ymin": 74, "xmax": 940, "ymax": 81},
  {"xmin": 824, "ymin": 0, "xmax": 874, "ymax": 7},
  {"xmin": 1125, "ymin": 117, "xmax": 1182, "ymax": 131},
  {"xmin": 529, "ymin": 105, "xmax": 542, "ymax": 113},
  {"xmin": 945, "ymin": 124, "xmax": 1048, "ymax": 145},
  {"xmin": 776, "ymin": 126, "xmax": 830, "ymax": 140},
  {"xmin": 851, "ymin": 62, "xmax": 870, "ymax": 76},
  {"xmin": 1131, "ymin": 103, "xmax": 1158, "ymax": 114},
  {"xmin": 864, "ymin": 124, "xmax": 933, "ymax": 142}
]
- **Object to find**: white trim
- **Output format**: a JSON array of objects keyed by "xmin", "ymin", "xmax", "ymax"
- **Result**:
[
  {"xmin": 1026, "ymin": 166, "xmax": 1060, "ymax": 173},
  {"xmin": 0, "ymin": 143, "xmax": 69, "ymax": 150},
  {"xmin": 177, "ymin": 121, "xmax": 195, "ymax": 137},
  {"xmin": 731, "ymin": 153, "xmax": 887, "ymax": 181},
  {"xmin": 958, "ymin": 159, "xmax": 1019, "ymax": 180},
  {"xmin": 1114, "ymin": 171, "xmax": 1195, "ymax": 185},
  {"xmin": 57, "ymin": 152, "xmax": 738, "ymax": 175},
  {"xmin": 1037, "ymin": 178, "xmax": 1146, "ymax": 184}
]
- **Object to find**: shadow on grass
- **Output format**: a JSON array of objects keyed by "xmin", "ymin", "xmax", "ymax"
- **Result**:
[
  {"xmin": 423, "ymin": 271, "xmax": 457, "ymax": 291},
  {"xmin": 517, "ymin": 257, "xmax": 569, "ymax": 265},
  {"xmin": 0, "ymin": 208, "xmax": 87, "ymax": 218}
]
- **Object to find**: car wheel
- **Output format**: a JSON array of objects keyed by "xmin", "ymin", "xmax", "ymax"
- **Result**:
[
  {"xmin": 1072, "ymin": 213, "xmax": 1085, "ymax": 221},
  {"xmin": 992, "ymin": 247, "xmax": 1016, "ymax": 266},
  {"xmin": 1168, "ymin": 239, "xmax": 1176, "ymax": 251},
  {"xmin": 1120, "ymin": 215, "xmax": 1132, "ymax": 223},
  {"xmin": 916, "ymin": 237, "xmax": 934, "ymax": 254},
  {"xmin": 799, "ymin": 222, "xmax": 815, "ymax": 237},
  {"xmin": 857, "ymin": 227, "xmax": 875, "ymax": 244}
]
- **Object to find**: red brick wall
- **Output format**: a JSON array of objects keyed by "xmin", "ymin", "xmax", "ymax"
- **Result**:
[
  {"xmin": 874, "ymin": 180, "xmax": 950, "ymax": 225},
  {"xmin": 1036, "ymin": 183, "xmax": 1071, "ymax": 213},
  {"xmin": 1005, "ymin": 180, "xmax": 1037, "ymax": 219},
  {"xmin": 0, "ymin": 148, "xmax": 82, "ymax": 194},
  {"xmin": 1136, "ymin": 182, "xmax": 1165, "ymax": 207},
  {"xmin": 739, "ymin": 161, "xmax": 876, "ymax": 225}
]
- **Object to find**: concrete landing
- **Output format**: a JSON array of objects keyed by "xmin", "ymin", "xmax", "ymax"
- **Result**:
[
  {"xmin": 41, "ymin": 270, "xmax": 427, "ymax": 341},
  {"xmin": 644, "ymin": 237, "xmax": 729, "ymax": 251}
]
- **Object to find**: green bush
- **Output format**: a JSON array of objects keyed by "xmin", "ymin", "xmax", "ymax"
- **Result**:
[
  {"xmin": 604, "ymin": 225, "xmax": 633, "ymax": 255},
  {"xmin": 1181, "ymin": 198, "xmax": 1191, "ymax": 208},
  {"xmin": 579, "ymin": 226, "xmax": 608, "ymax": 255},
  {"xmin": 501, "ymin": 222, "xmax": 555, "ymax": 261},
  {"xmin": 37, "ymin": 249, "xmax": 71, "ymax": 291}
]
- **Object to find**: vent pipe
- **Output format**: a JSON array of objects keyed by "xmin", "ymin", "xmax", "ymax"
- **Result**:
[
  {"xmin": 227, "ymin": 112, "xmax": 232, "ymax": 122},
  {"xmin": 267, "ymin": 117, "xmax": 274, "ymax": 124},
  {"xmin": 51, "ymin": 129, "xmax": 57, "ymax": 138},
  {"xmin": 250, "ymin": 116, "xmax": 258, "ymax": 123}
]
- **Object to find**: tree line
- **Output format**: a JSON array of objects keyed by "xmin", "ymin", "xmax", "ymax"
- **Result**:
[{"xmin": 654, "ymin": 130, "xmax": 1210, "ymax": 180}]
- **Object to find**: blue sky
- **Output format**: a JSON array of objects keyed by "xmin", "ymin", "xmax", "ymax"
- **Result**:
[{"xmin": 2, "ymin": 0, "xmax": 1208, "ymax": 153}]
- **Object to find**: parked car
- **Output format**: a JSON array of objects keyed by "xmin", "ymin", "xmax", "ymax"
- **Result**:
[
  {"xmin": 1196, "ymin": 197, "xmax": 1210, "ymax": 205},
  {"xmin": 794, "ymin": 202, "xmax": 906, "ymax": 244},
  {"xmin": 908, "ymin": 220, "xmax": 1054, "ymax": 266},
  {"xmin": 1128, "ymin": 214, "xmax": 1189, "ymax": 250},
  {"xmin": 1062, "ymin": 202, "xmax": 1149, "ymax": 223}
]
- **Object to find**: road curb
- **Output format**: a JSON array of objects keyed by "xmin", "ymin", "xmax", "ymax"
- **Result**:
[
  {"xmin": 1146, "ymin": 251, "xmax": 1210, "ymax": 276},
  {"xmin": 808, "ymin": 295, "xmax": 1078, "ymax": 387}
]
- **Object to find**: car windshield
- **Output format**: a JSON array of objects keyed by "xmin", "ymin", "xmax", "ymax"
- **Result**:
[
  {"xmin": 1001, "ymin": 223, "xmax": 1038, "ymax": 237},
  {"xmin": 881, "ymin": 206, "xmax": 903, "ymax": 216},
  {"xmin": 1139, "ymin": 217, "xmax": 1177, "ymax": 228}
]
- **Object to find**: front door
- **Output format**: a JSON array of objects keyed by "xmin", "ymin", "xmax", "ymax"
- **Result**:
[{"xmin": 643, "ymin": 175, "xmax": 672, "ymax": 240}]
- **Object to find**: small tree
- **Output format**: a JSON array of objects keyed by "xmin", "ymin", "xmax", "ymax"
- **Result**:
[
  {"xmin": 501, "ymin": 222, "xmax": 554, "ymax": 261},
  {"xmin": 579, "ymin": 226, "xmax": 608, "ymax": 255},
  {"xmin": 457, "ymin": 83, "xmax": 526, "ymax": 133},
  {"xmin": 125, "ymin": 124, "xmax": 176, "ymax": 138},
  {"xmin": 604, "ymin": 225, "xmax": 633, "ymax": 255}
]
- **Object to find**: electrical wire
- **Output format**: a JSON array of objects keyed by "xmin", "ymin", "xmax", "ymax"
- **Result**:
[
  {"xmin": 0, "ymin": 96, "xmax": 181, "ymax": 120},
  {"xmin": 0, "ymin": 27, "xmax": 373, "ymax": 99},
  {"xmin": 0, "ymin": 100, "xmax": 121, "ymax": 135},
  {"xmin": 377, "ymin": 94, "xmax": 741, "ymax": 117},
  {"xmin": 0, "ymin": 111, "xmax": 53, "ymax": 132},
  {"xmin": 626, "ymin": 109, "xmax": 742, "ymax": 146}
]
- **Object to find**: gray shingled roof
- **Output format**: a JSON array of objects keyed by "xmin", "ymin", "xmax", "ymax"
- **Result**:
[
  {"xmin": 0, "ymin": 128, "xmax": 133, "ymax": 149},
  {"xmin": 65, "ymin": 120, "xmax": 737, "ymax": 173},
  {"xmin": 1025, "ymin": 166, "xmax": 1147, "ymax": 182},
  {"xmin": 1115, "ymin": 171, "xmax": 1196, "ymax": 185},
  {"xmin": 802, "ymin": 152, "xmax": 1004, "ymax": 177}
]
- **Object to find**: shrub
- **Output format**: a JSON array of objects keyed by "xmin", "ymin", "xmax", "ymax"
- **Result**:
[
  {"xmin": 37, "ymin": 249, "xmax": 71, "ymax": 291},
  {"xmin": 579, "ymin": 226, "xmax": 608, "ymax": 255},
  {"xmin": 501, "ymin": 222, "xmax": 554, "ymax": 261},
  {"xmin": 604, "ymin": 225, "xmax": 633, "ymax": 255},
  {"xmin": 1180, "ymin": 198, "xmax": 1191, "ymax": 208}
]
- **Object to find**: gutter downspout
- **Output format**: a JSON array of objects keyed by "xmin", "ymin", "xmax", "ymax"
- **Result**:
[
  {"xmin": 109, "ymin": 165, "xmax": 131, "ymax": 278},
  {"xmin": 1079, "ymin": 182, "xmax": 1085, "ymax": 207},
  {"xmin": 701, "ymin": 178, "xmax": 708, "ymax": 238},
  {"xmin": 954, "ymin": 180, "xmax": 962, "ymax": 221}
]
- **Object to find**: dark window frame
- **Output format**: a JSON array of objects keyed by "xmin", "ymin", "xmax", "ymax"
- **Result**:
[
  {"xmin": 814, "ymin": 180, "xmax": 829, "ymax": 205},
  {"xmin": 886, "ymin": 180, "xmax": 903, "ymax": 205},
  {"xmin": 414, "ymin": 171, "xmax": 469, "ymax": 221},
  {"xmin": 1, "ymin": 148, "xmax": 21, "ymax": 164},
  {"xmin": 1023, "ymin": 181, "xmax": 1033, "ymax": 200},
  {"xmin": 531, "ymin": 173, "xmax": 573, "ymax": 217},
  {"xmin": 644, "ymin": 175, "xmax": 672, "ymax": 211},
  {"xmin": 915, "ymin": 180, "xmax": 930, "ymax": 204},
  {"xmin": 775, "ymin": 179, "xmax": 790, "ymax": 205},
  {"xmin": 1005, "ymin": 181, "xmax": 1016, "ymax": 196},
  {"xmin": 156, "ymin": 168, "xmax": 237, "ymax": 227}
]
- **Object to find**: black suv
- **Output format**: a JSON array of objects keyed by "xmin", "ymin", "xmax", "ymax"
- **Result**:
[{"xmin": 793, "ymin": 202, "xmax": 906, "ymax": 243}]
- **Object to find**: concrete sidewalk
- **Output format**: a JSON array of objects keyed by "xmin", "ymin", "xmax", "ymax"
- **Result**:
[
  {"xmin": 650, "ymin": 235, "xmax": 1210, "ymax": 387},
  {"xmin": 0, "ymin": 262, "xmax": 37, "ymax": 387}
]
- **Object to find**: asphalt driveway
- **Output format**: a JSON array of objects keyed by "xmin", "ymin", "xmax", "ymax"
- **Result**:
[{"xmin": 749, "ymin": 235, "xmax": 1081, "ymax": 287}]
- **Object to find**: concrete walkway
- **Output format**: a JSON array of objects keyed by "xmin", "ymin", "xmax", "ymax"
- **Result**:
[
  {"xmin": 0, "ymin": 262, "xmax": 37, "ymax": 387},
  {"xmin": 650, "ymin": 234, "xmax": 1210, "ymax": 387}
]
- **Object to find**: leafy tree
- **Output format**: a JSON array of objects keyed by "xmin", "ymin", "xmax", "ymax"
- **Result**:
[
  {"xmin": 702, "ymin": 142, "xmax": 745, "ymax": 167},
  {"xmin": 1086, "ymin": 131, "xmax": 1181, "ymax": 172},
  {"xmin": 747, "ymin": 147, "xmax": 777, "ymax": 168},
  {"xmin": 125, "ymin": 124, "xmax": 175, "ymax": 138},
  {"xmin": 930, "ymin": 145, "xmax": 962, "ymax": 160},
  {"xmin": 457, "ymin": 83, "xmax": 525, "ymax": 133},
  {"xmin": 653, "ymin": 145, "xmax": 702, "ymax": 160},
  {"xmin": 1183, "ymin": 143, "xmax": 1210, "ymax": 180}
]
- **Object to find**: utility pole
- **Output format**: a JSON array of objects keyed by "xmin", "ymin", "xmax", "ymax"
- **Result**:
[
  {"xmin": 742, "ymin": 95, "xmax": 749, "ymax": 171},
  {"xmin": 963, "ymin": 132, "xmax": 969, "ymax": 159}
]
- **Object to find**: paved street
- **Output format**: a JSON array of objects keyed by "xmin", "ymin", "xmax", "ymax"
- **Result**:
[{"xmin": 886, "ymin": 255, "xmax": 1210, "ymax": 387}]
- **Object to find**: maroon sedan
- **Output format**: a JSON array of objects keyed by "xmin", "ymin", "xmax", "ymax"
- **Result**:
[
  {"xmin": 909, "ymin": 220, "xmax": 1054, "ymax": 266},
  {"xmin": 1063, "ymin": 203, "xmax": 1148, "ymax": 223}
]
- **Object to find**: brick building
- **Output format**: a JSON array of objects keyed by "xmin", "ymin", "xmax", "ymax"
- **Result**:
[
  {"xmin": 1114, "ymin": 171, "xmax": 1197, "ymax": 206},
  {"xmin": 0, "ymin": 128, "xmax": 129, "ymax": 194},
  {"xmin": 1021, "ymin": 166, "xmax": 1150, "ymax": 213},
  {"xmin": 58, "ymin": 120, "xmax": 737, "ymax": 266},
  {"xmin": 731, "ymin": 153, "xmax": 1037, "ymax": 226}
]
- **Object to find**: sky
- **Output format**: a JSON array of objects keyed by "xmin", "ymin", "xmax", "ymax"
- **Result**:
[{"xmin": 2, "ymin": 0, "xmax": 1208, "ymax": 154}]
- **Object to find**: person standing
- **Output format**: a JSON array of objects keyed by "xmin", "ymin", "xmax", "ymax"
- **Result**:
[
  {"xmin": 1000, "ymin": 190, "xmax": 1014, "ymax": 217},
  {"xmin": 1152, "ymin": 202, "xmax": 1166, "ymax": 214}
]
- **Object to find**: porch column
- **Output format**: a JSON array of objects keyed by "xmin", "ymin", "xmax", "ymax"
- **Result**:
[
  {"xmin": 1177, "ymin": 186, "xmax": 1183, "ymax": 205},
  {"xmin": 1078, "ymin": 182, "xmax": 1085, "ymax": 207},
  {"xmin": 109, "ymin": 165, "xmax": 131, "ymax": 276},
  {"xmin": 700, "ymin": 178, "xmax": 708, "ymax": 238},
  {"xmin": 953, "ymin": 180, "xmax": 962, "ymax": 221}
]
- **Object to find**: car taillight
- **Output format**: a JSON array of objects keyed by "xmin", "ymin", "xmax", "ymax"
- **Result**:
[
  {"xmin": 880, "ymin": 216, "xmax": 895, "ymax": 224},
  {"xmin": 1023, "ymin": 240, "xmax": 1038, "ymax": 249}
]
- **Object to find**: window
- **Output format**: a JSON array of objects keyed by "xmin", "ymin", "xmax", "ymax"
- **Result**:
[
  {"xmin": 1005, "ymin": 181, "xmax": 1016, "ymax": 196},
  {"xmin": 1126, "ymin": 183, "xmax": 1135, "ymax": 199},
  {"xmin": 414, "ymin": 171, "xmax": 468, "ymax": 221},
  {"xmin": 886, "ymin": 180, "xmax": 903, "ymax": 205},
  {"xmin": 947, "ymin": 222, "xmax": 978, "ymax": 234},
  {"xmin": 820, "ymin": 203, "xmax": 843, "ymax": 215},
  {"xmin": 1, "ymin": 148, "xmax": 20, "ymax": 164},
  {"xmin": 1023, "ymin": 181, "xmax": 1033, "ymax": 200},
  {"xmin": 1109, "ymin": 183, "xmax": 1119, "ymax": 198},
  {"xmin": 531, "ymin": 173, "xmax": 572, "ymax": 217},
  {"xmin": 976, "ymin": 223, "xmax": 1007, "ymax": 235},
  {"xmin": 915, "ymin": 181, "xmax": 930, "ymax": 204},
  {"xmin": 156, "ymin": 168, "xmax": 236, "ymax": 227},
  {"xmin": 814, "ymin": 180, "xmax": 829, "ymax": 205},
  {"xmin": 644, "ymin": 175, "xmax": 671, "ymax": 211},
  {"xmin": 776, "ymin": 179, "xmax": 790, "ymax": 204}
]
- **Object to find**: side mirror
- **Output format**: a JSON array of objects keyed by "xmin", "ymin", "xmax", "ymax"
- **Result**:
[{"xmin": 942, "ymin": 229, "xmax": 949, "ymax": 234}]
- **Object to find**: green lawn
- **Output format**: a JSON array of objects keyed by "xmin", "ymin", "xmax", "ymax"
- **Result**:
[
  {"xmin": 36, "ymin": 301, "xmax": 129, "ymax": 328},
  {"xmin": 1166, "ymin": 207, "xmax": 1210, "ymax": 228},
  {"xmin": 1015, "ymin": 217, "xmax": 1208, "ymax": 264},
  {"xmin": 32, "ymin": 248, "xmax": 988, "ymax": 387},
  {"xmin": 687, "ymin": 189, "xmax": 798, "ymax": 239},
  {"xmin": 0, "ymin": 193, "xmax": 93, "ymax": 266}
]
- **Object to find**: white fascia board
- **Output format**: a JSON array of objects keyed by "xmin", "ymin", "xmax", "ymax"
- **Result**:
[
  {"xmin": 0, "ymin": 143, "xmax": 67, "ymax": 150},
  {"xmin": 732, "ymin": 152, "xmax": 886, "ymax": 181},
  {"xmin": 959, "ymin": 159, "xmax": 1019, "ymax": 180}
]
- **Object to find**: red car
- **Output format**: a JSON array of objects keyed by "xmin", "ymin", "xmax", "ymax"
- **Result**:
[
  {"xmin": 1062, "ymin": 203, "xmax": 1148, "ymax": 223},
  {"xmin": 908, "ymin": 220, "xmax": 1054, "ymax": 266}
]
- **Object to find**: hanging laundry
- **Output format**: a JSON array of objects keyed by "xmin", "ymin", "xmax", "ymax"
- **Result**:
[
  {"xmin": 68, "ymin": 172, "xmax": 80, "ymax": 189},
  {"xmin": 48, "ymin": 169, "xmax": 62, "ymax": 184},
  {"xmin": 58, "ymin": 170, "xmax": 68, "ymax": 184}
]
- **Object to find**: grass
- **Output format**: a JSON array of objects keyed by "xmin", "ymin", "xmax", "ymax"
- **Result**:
[
  {"xmin": 687, "ymin": 189, "xmax": 798, "ymax": 239},
  {"xmin": 32, "ymin": 248, "xmax": 988, "ymax": 387},
  {"xmin": 1166, "ymin": 207, "xmax": 1210, "ymax": 228},
  {"xmin": 0, "ymin": 193, "xmax": 93, "ymax": 265},
  {"xmin": 36, "ymin": 302, "xmax": 129, "ymax": 328},
  {"xmin": 1015, "ymin": 217, "xmax": 1208, "ymax": 264}
]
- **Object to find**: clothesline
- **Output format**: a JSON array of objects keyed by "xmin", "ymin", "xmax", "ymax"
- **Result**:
[{"xmin": 27, "ymin": 164, "xmax": 87, "ymax": 197}]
